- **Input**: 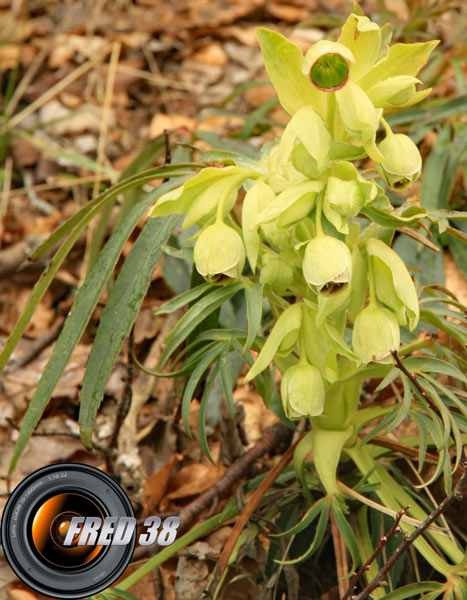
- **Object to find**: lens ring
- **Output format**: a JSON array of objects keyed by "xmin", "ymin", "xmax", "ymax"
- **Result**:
[{"xmin": 1, "ymin": 463, "xmax": 136, "ymax": 599}]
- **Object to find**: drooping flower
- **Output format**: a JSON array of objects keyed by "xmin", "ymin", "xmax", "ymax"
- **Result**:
[
  {"xmin": 352, "ymin": 305, "xmax": 400, "ymax": 363},
  {"xmin": 376, "ymin": 134, "xmax": 422, "ymax": 190},
  {"xmin": 303, "ymin": 235, "xmax": 352, "ymax": 293},
  {"xmin": 194, "ymin": 222, "xmax": 245, "ymax": 281},
  {"xmin": 281, "ymin": 363, "xmax": 325, "ymax": 419}
]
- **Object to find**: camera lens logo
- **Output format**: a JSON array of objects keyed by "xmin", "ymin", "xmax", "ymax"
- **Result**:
[{"xmin": 1, "ymin": 463, "xmax": 137, "ymax": 599}]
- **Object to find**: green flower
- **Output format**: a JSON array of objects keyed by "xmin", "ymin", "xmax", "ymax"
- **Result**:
[
  {"xmin": 303, "ymin": 235, "xmax": 352, "ymax": 293},
  {"xmin": 302, "ymin": 41, "xmax": 355, "ymax": 91},
  {"xmin": 194, "ymin": 222, "xmax": 245, "ymax": 281},
  {"xmin": 352, "ymin": 305, "xmax": 400, "ymax": 364},
  {"xmin": 376, "ymin": 134, "xmax": 421, "ymax": 190},
  {"xmin": 281, "ymin": 363, "xmax": 325, "ymax": 419}
]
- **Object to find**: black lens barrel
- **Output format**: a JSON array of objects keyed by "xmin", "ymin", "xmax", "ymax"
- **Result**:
[{"xmin": 1, "ymin": 463, "xmax": 136, "ymax": 599}]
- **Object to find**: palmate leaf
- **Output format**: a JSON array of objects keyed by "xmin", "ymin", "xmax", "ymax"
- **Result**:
[
  {"xmin": 78, "ymin": 213, "xmax": 180, "ymax": 448},
  {"xmin": 8, "ymin": 182, "xmax": 182, "ymax": 473}
]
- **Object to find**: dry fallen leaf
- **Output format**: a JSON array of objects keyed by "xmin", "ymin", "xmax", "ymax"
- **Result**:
[
  {"xmin": 166, "ymin": 462, "xmax": 225, "ymax": 500},
  {"xmin": 149, "ymin": 113, "xmax": 197, "ymax": 139},
  {"xmin": 141, "ymin": 452, "xmax": 183, "ymax": 514}
]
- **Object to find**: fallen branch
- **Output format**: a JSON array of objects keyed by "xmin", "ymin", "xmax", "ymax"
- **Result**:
[
  {"xmin": 341, "ymin": 508, "xmax": 407, "ymax": 600},
  {"xmin": 132, "ymin": 421, "xmax": 293, "ymax": 560},
  {"xmin": 354, "ymin": 448, "xmax": 466, "ymax": 600},
  {"xmin": 206, "ymin": 430, "xmax": 301, "ymax": 597}
]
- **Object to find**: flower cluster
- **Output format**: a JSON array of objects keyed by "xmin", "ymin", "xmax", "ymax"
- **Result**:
[{"xmin": 150, "ymin": 8, "xmax": 436, "ymax": 420}]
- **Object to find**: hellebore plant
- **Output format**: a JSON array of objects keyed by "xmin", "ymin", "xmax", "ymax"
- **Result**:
[{"xmin": 149, "ymin": 7, "xmax": 466, "ymax": 597}]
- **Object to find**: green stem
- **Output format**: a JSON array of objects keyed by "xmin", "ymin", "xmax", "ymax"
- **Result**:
[
  {"xmin": 368, "ymin": 256, "xmax": 377, "ymax": 307},
  {"xmin": 118, "ymin": 508, "xmax": 236, "ymax": 591},
  {"xmin": 315, "ymin": 191, "xmax": 324, "ymax": 236},
  {"xmin": 216, "ymin": 186, "xmax": 230, "ymax": 223},
  {"xmin": 327, "ymin": 92, "xmax": 336, "ymax": 138},
  {"xmin": 380, "ymin": 116, "xmax": 393, "ymax": 137}
]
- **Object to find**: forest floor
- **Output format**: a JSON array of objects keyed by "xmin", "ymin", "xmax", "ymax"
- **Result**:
[{"xmin": 0, "ymin": 1, "xmax": 466, "ymax": 599}]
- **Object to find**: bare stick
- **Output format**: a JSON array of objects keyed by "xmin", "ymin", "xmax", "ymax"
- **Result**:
[
  {"xmin": 391, "ymin": 350, "xmax": 437, "ymax": 413},
  {"xmin": 206, "ymin": 432, "xmax": 302, "ymax": 597},
  {"xmin": 330, "ymin": 508, "xmax": 349, "ymax": 599},
  {"xmin": 354, "ymin": 449, "xmax": 466, "ymax": 600},
  {"xmin": 341, "ymin": 508, "xmax": 407, "ymax": 600},
  {"xmin": 131, "ymin": 422, "xmax": 293, "ymax": 560}
]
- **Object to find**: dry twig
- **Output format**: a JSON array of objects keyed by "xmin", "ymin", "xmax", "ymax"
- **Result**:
[{"xmin": 353, "ymin": 449, "xmax": 466, "ymax": 600}]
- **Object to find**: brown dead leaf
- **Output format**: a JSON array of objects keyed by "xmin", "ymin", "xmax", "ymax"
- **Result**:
[
  {"xmin": 166, "ymin": 462, "xmax": 225, "ymax": 500},
  {"xmin": 142, "ymin": 452, "xmax": 183, "ymax": 514},
  {"xmin": 267, "ymin": 3, "xmax": 314, "ymax": 21},
  {"xmin": 384, "ymin": 0, "xmax": 409, "ymax": 20},
  {"xmin": 444, "ymin": 252, "xmax": 467, "ymax": 306},
  {"xmin": 234, "ymin": 387, "xmax": 279, "ymax": 443},
  {"xmin": 244, "ymin": 83, "xmax": 277, "ymax": 108},
  {"xmin": 193, "ymin": 42, "xmax": 228, "ymax": 67},
  {"xmin": 149, "ymin": 113, "xmax": 197, "ymax": 139},
  {"xmin": 10, "ymin": 139, "xmax": 41, "ymax": 168}
]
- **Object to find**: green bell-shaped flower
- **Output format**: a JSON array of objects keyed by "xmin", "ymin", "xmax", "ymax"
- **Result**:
[
  {"xmin": 352, "ymin": 305, "xmax": 400, "ymax": 364},
  {"xmin": 281, "ymin": 362, "xmax": 325, "ymax": 419},
  {"xmin": 303, "ymin": 234, "xmax": 352, "ymax": 293},
  {"xmin": 194, "ymin": 222, "xmax": 245, "ymax": 281},
  {"xmin": 376, "ymin": 134, "xmax": 421, "ymax": 190}
]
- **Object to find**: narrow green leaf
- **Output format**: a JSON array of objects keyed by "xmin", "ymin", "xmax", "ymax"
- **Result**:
[
  {"xmin": 420, "ymin": 309, "xmax": 466, "ymax": 347},
  {"xmin": 8, "ymin": 184, "xmax": 182, "ymax": 473},
  {"xmin": 242, "ymin": 281, "xmax": 263, "ymax": 354},
  {"xmin": 424, "ymin": 375, "xmax": 467, "ymax": 417},
  {"xmin": 403, "ymin": 356, "xmax": 467, "ymax": 384},
  {"xmin": 219, "ymin": 345, "xmax": 235, "ymax": 419},
  {"xmin": 275, "ymin": 501, "xmax": 330, "ymax": 565},
  {"xmin": 198, "ymin": 361, "xmax": 221, "ymax": 464},
  {"xmin": 271, "ymin": 496, "xmax": 324, "ymax": 538},
  {"xmin": 381, "ymin": 583, "xmax": 443, "ymax": 600},
  {"xmin": 181, "ymin": 342, "xmax": 224, "ymax": 435},
  {"xmin": 331, "ymin": 498, "xmax": 360, "ymax": 572},
  {"xmin": 27, "ymin": 164, "xmax": 198, "ymax": 262},
  {"xmin": 153, "ymin": 282, "xmax": 212, "ymax": 315},
  {"xmin": 78, "ymin": 214, "xmax": 179, "ymax": 447},
  {"xmin": 159, "ymin": 282, "xmax": 243, "ymax": 368}
]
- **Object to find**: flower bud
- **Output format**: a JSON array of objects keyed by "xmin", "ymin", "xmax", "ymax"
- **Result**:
[
  {"xmin": 260, "ymin": 255, "xmax": 293, "ymax": 291},
  {"xmin": 352, "ymin": 305, "xmax": 400, "ymax": 364},
  {"xmin": 281, "ymin": 363, "xmax": 325, "ymax": 419},
  {"xmin": 376, "ymin": 134, "xmax": 421, "ymax": 190},
  {"xmin": 194, "ymin": 222, "xmax": 245, "ymax": 281},
  {"xmin": 303, "ymin": 235, "xmax": 352, "ymax": 293}
]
